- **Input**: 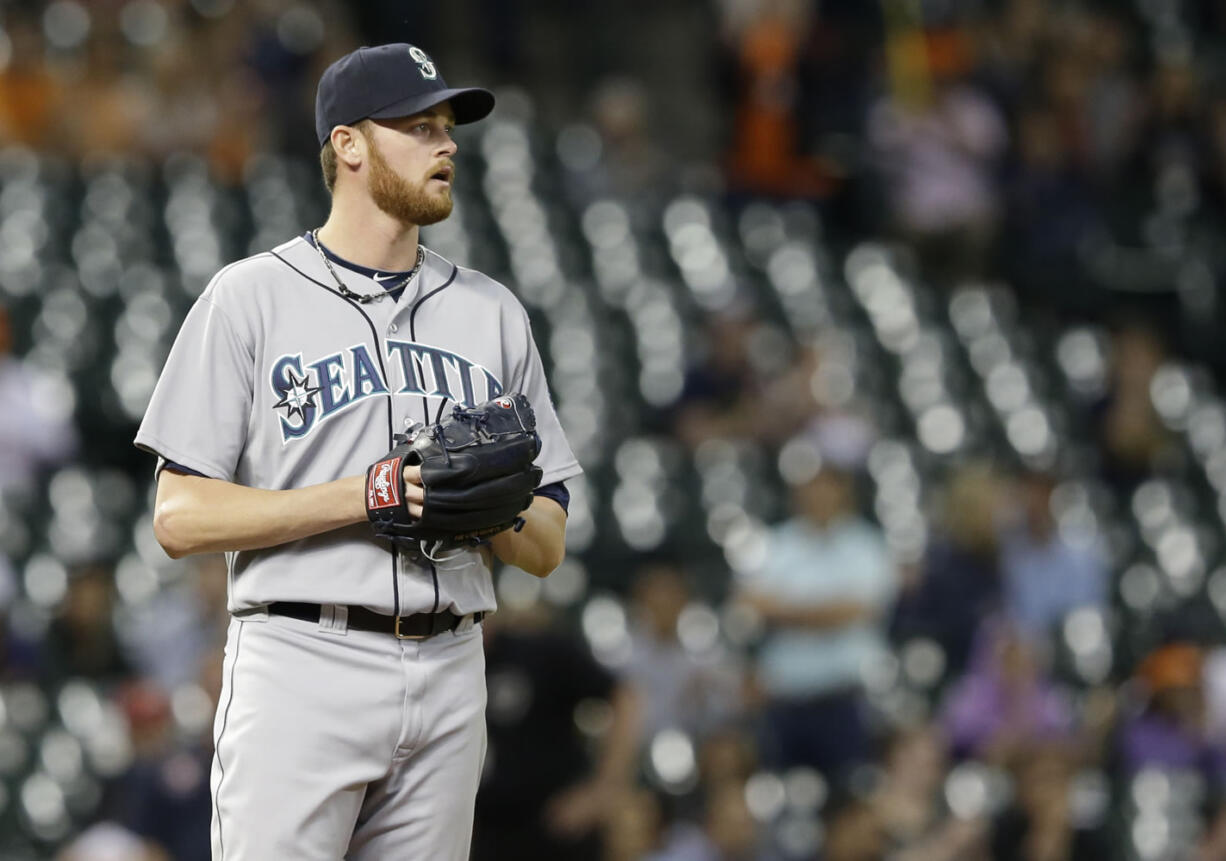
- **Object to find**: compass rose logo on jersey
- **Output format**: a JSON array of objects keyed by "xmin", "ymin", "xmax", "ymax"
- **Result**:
[{"xmin": 273, "ymin": 368, "xmax": 320, "ymax": 422}]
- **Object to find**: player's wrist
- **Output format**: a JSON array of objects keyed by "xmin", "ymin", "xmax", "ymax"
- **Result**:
[
  {"xmin": 486, "ymin": 525, "xmax": 516, "ymax": 553},
  {"xmin": 488, "ymin": 502, "xmax": 565, "ymax": 577},
  {"xmin": 343, "ymin": 473, "xmax": 371, "ymax": 524}
]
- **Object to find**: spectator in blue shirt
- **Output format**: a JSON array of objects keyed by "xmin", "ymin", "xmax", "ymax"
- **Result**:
[
  {"xmin": 1000, "ymin": 469, "xmax": 1108, "ymax": 638},
  {"xmin": 736, "ymin": 464, "xmax": 896, "ymax": 782}
]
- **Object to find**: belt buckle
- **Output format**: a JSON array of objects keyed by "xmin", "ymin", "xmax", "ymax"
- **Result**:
[{"xmin": 394, "ymin": 615, "xmax": 430, "ymax": 640}]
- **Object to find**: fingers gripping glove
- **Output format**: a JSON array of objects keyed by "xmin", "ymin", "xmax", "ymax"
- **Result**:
[{"xmin": 365, "ymin": 393, "xmax": 543, "ymax": 548}]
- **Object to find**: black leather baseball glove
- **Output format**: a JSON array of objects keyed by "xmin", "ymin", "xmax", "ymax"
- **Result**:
[{"xmin": 365, "ymin": 393, "xmax": 543, "ymax": 549}]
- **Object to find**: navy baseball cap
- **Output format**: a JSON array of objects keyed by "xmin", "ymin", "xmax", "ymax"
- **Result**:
[{"xmin": 315, "ymin": 43, "xmax": 495, "ymax": 146}]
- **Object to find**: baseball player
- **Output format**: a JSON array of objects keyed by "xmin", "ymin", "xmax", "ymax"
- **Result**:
[{"xmin": 135, "ymin": 43, "xmax": 580, "ymax": 860}]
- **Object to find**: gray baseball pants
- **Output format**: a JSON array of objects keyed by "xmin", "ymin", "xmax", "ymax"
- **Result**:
[{"xmin": 209, "ymin": 609, "xmax": 487, "ymax": 860}]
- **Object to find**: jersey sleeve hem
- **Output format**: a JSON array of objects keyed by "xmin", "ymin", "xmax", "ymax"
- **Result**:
[
  {"xmin": 133, "ymin": 432, "xmax": 234, "ymax": 482},
  {"xmin": 538, "ymin": 461, "xmax": 583, "ymax": 489}
]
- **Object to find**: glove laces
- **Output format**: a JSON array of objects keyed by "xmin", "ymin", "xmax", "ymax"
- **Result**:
[{"xmin": 418, "ymin": 539, "xmax": 466, "ymax": 563}]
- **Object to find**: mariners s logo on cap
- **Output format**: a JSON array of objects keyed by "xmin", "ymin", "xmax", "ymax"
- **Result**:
[{"xmin": 407, "ymin": 45, "xmax": 437, "ymax": 80}]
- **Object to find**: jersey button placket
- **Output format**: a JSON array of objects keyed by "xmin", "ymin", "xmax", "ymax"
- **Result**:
[{"xmin": 388, "ymin": 323, "xmax": 398, "ymax": 334}]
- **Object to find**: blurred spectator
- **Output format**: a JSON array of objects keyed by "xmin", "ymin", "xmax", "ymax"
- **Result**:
[
  {"xmin": 116, "ymin": 680, "xmax": 172, "ymax": 761},
  {"xmin": 584, "ymin": 77, "xmax": 669, "ymax": 203},
  {"xmin": 622, "ymin": 562, "xmax": 744, "ymax": 743},
  {"xmin": 602, "ymin": 786, "xmax": 667, "ymax": 861},
  {"xmin": 0, "ymin": 303, "xmax": 78, "ymax": 496},
  {"xmin": 0, "ymin": 551, "xmax": 40, "ymax": 681},
  {"xmin": 869, "ymin": 724, "xmax": 988, "ymax": 858},
  {"xmin": 60, "ymin": 33, "xmax": 156, "ymax": 159},
  {"xmin": 941, "ymin": 621, "xmax": 1076, "ymax": 765},
  {"xmin": 0, "ymin": 13, "xmax": 67, "ymax": 149},
  {"xmin": 472, "ymin": 598, "xmax": 640, "ymax": 861},
  {"xmin": 808, "ymin": 409, "xmax": 876, "ymax": 470},
  {"xmin": 54, "ymin": 821, "xmax": 168, "ymax": 861},
  {"xmin": 138, "ymin": 33, "xmax": 220, "ymax": 160},
  {"xmin": 1206, "ymin": 94, "xmax": 1226, "ymax": 218},
  {"xmin": 999, "ymin": 101, "xmax": 1104, "ymax": 303},
  {"xmin": 1200, "ymin": 808, "xmax": 1226, "ymax": 861},
  {"xmin": 755, "ymin": 349, "xmax": 870, "ymax": 451},
  {"xmin": 1118, "ymin": 643, "xmax": 1226, "ymax": 781},
  {"xmin": 675, "ymin": 313, "xmax": 828, "ymax": 449},
  {"xmin": 892, "ymin": 462, "xmax": 1003, "ymax": 678},
  {"xmin": 695, "ymin": 726, "xmax": 758, "ymax": 790},
  {"xmin": 119, "ymin": 554, "xmax": 230, "ymax": 690},
  {"xmin": 700, "ymin": 783, "xmax": 770, "ymax": 860},
  {"xmin": 737, "ymin": 465, "xmax": 895, "ymax": 780},
  {"xmin": 648, "ymin": 778, "xmax": 781, "ymax": 861},
  {"xmin": 866, "ymin": 54, "xmax": 1008, "ymax": 286},
  {"xmin": 792, "ymin": 0, "xmax": 882, "ymax": 153},
  {"xmin": 1094, "ymin": 322, "xmax": 1174, "ymax": 494},
  {"xmin": 976, "ymin": 0, "xmax": 1046, "ymax": 111},
  {"xmin": 112, "ymin": 668, "xmax": 216, "ymax": 861},
  {"xmin": 824, "ymin": 799, "xmax": 886, "ymax": 861},
  {"xmin": 999, "ymin": 469, "xmax": 1108, "ymax": 638},
  {"xmin": 1203, "ymin": 646, "xmax": 1226, "ymax": 747},
  {"xmin": 990, "ymin": 747, "xmax": 1110, "ymax": 861},
  {"xmin": 1125, "ymin": 56, "xmax": 1205, "ymax": 195},
  {"xmin": 720, "ymin": 0, "xmax": 832, "ymax": 198},
  {"xmin": 1037, "ymin": 36, "xmax": 1095, "ymax": 171},
  {"xmin": 673, "ymin": 310, "xmax": 763, "ymax": 447},
  {"xmin": 176, "ymin": 2, "xmax": 286, "ymax": 179},
  {"xmin": 137, "ymin": 25, "xmax": 264, "ymax": 180},
  {"xmin": 241, "ymin": 2, "xmax": 329, "ymax": 157},
  {"xmin": 43, "ymin": 563, "xmax": 131, "ymax": 684},
  {"xmin": 1079, "ymin": 11, "xmax": 1143, "ymax": 179}
]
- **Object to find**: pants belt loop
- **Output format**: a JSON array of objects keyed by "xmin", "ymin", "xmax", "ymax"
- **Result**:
[{"xmin": 317, "ymin": 603, "xmax": 349, "ymax": 635}]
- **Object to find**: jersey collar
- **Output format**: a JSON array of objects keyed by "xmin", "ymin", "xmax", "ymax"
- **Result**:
[{"xmin": 302, "ymin": 231, "xmax": 422, "ymax": 299}]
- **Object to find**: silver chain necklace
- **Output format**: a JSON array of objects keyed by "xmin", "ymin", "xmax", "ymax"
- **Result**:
[{"xmin": 310, "ymin": 229, "xmax": 425, "ymax": 304}]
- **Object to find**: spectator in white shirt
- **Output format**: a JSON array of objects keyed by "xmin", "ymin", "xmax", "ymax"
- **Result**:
[{"xmin": 0, "ymin": 302, "xmax": 77, "ymax": 496}]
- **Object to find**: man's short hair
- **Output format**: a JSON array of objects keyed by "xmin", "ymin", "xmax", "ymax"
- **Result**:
[{"xmin": 319, "ymin": 120, "xmax": 370, "ymax": 194}]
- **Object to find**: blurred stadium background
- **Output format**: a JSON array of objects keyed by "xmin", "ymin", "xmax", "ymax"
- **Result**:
[{"xmin": 2, "ymin": 0, "xmax": 1226, "ymax": 858}]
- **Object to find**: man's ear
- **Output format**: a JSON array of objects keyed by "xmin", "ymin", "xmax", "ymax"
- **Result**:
[{"xmin": 331, "ymin": 124, "xmax": 366, "ymax": 170}]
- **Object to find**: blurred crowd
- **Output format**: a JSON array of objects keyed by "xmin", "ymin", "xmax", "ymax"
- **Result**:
[
  {"xmin": 2, "ymin": 0, "xmax": 1226, "ymax": 859},
  {"xmin": 3, "ymin": 0, "xmax": 1224, "ymax": 337},
  {"xmin": 717, "ymin": 0, "xmax": 1226, "ymax": 361},
  {"xmin": 0, "ymin": 0, "xmax": 359, "ymax": 177}
]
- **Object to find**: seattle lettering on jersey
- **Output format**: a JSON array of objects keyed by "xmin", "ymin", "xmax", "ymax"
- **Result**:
[{"xmin": 270, "ymin": 341, "xmax": 504, "ymax": 441}]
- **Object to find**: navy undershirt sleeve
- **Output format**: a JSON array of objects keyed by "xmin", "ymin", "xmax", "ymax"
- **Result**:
[
  {"xmin": 162, "ymin": 460, "xmax": 206, "ymax": 478},
  {"xmin": 532, "ymin": 482, "xmax": 570, "ymax": 514}
]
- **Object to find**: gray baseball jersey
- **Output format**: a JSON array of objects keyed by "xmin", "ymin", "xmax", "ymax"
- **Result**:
[
  {"xmin": 137, "ymin": 235, "xmax": 580, "ymax": 859},
  {"xmin": 135, "ymin": 235, "xmax": 581, "ymax": 615}
]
